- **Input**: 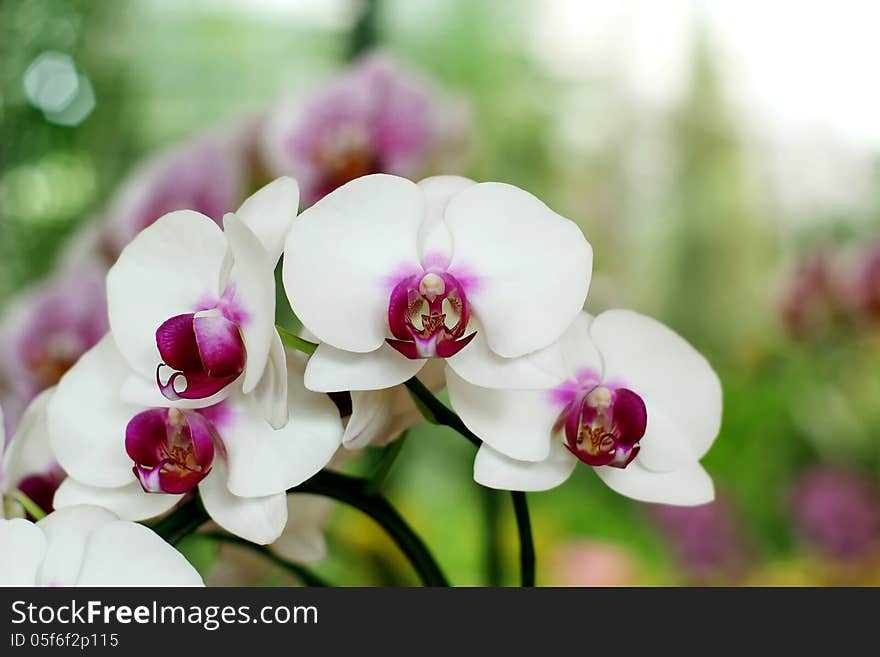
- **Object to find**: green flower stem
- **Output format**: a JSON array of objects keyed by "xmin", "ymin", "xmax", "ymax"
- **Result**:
[
  {"xmin": 273, "ymin": 327, "xmax": 536, "ymax": 586},
  {"xmin": 276, "ymin": 325, "xmax": 317, "ymax": 355},
  {"xmin": 482, "ymin": 487, "xmax": 503, "ymax": 586},
  {"xmin": 511, "ymin": 491, "xmax": 535, "ymax": 587},
  {"xmin": 293, "ymin": 470, "xmax": 449, "ymax": 586},
  {"xmin": 203, "ymin": 532, "xmax": 330, "ymax": 587},
  {"xmin": 154, "ymin": 471, "xmax": 448, "ymax": 587},
  {"xmin": 403, "ymin": 377, "xmax": 481, "ymax": 446},
  {"xmin": 153, "ymin": 495, "xmax": 210, "ymax": 546},
  {"xmin": 9, "ymin": 490, "xmax": 47, "ymax": 521},
  {"xmin": 403, "ymin": 376, "xmax": 536, "ymax": 587},
  {"xmin": 364, "ymin": 430, "xmax": 408, "ymax": 495}
]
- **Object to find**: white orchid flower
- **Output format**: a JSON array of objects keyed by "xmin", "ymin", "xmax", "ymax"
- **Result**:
[
  {"xmin": 449, "ymin": 310, "xmax": 722, "ymax": 506},
  {"xmin": 47, "ymin": 336, "xmax": 343, "ymax": 544},
  {"xmin": 0, "ymin": 392, "xmax": 64, "ymax": 519},
  {"xmin": 107, "ymin": 178, "xmax": 299, "ymax": 427},
  {"xmin": 0, "ymin": 505, "xmax": 203, "ymax": 586},
  {"xmin": 282, "ymin": 174, "xmax": 593, "ymax": 399}
]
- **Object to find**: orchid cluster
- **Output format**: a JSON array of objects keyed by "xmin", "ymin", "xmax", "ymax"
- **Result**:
[
  {"xmin": 0, "ymin": 52, "xmax": 723, "ymax": 587},
  {"xmin": 0, "ymin": 169, "xmax": 722, "ymax": 587}
]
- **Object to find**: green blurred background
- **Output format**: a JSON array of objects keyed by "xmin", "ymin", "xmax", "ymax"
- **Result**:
[{"xmin": 3, "ymin": 0, "xmax": 880, "ymax": 586}]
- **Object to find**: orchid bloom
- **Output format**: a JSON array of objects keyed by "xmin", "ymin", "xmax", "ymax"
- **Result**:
[
  {"xmin": 0, "ymin": 264, "xmax": 107, "ymax": 436},
  {"xmin": 47, "ymin": 336, "xmax": 344, "ymax": 544},
  {"xmin": 107, "ymin": 178, "xmax": 298, "ymax": 424},
  {"xmin": 101, "ymin": 135, "xmax": 246, "ymax": 259},
  {"xmin": 0, "ymin": 505, "xmax": 202, "ymax": 586},
  {"xmin": 261, "ymin": 54, "xmax": 471, "ymax": 207},
  {"xmin": 448, "ymin": 310, "xmax": 722, "ymax": 505},
  {"xmin": 0, "ymin": 392, "xmax": 64, "ymax": 519},
  {"xmin": 283, "ymin": 174, "xmax": 593, "ymax": 400}
]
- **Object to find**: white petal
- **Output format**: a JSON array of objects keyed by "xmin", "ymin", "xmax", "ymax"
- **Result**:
[
  {"xmin": 378, "ymin": 359, "xmax": 446, "ymax": 443},
  {"xmin": 270, "ymin": 493, "xmax": 332, "ymax": 564},
  {"xmin": 221, "ymin": 357, "xmax": 342, "ymax": 497},
  {"xmin": 594, "ymin": 460, "xmax": 715, "ymax": 506},
  {"xmin": 283, "ymin": 174, "xmax": 423, "ymax": 352},
  {"xmin": 445, "ymin": 324, "xmax": 570, "ymax": 389},
  {"xmin": 0, "ymin": 404, "xmax": 4, "ymax": 449},
  {"xmin": 36, "ymin": 505, "xmax": 117, "ymax": 586},
  {"xmin": 444, "ymin": 182, "xmax": 592, "ymax": 358},
  {"xmin": 198, "ymin": 462, "xmax": 288, "ymax": 545},
  {"xmin": 344, "ymin": 389, "xmax": 392, "ymax": 449},
  {"xmin": 0, "ymin": 518, "xmax": 46, "ymax": 585},
  {"xmin": 473, "ymin": 441, "xmax": 576, "ymax": 491},
  {"xmin": 447, "ymin": 368, "xmax": 558, "ymax": 461},
  {"xmin": 636, "ymin": 408, "xmax": 700, "ymax": 472},
  {"xmin": 250, "ymin": 330, "xmax": 289, "ymax": 429},
  {"xmin": 555, "ymin": 311, "xmax": 603, "ymax": 378},
  {"xmin": 304, "ymin": 343, "xmax": 425, "ymax": 392},
  {"xmin": 53, "ymin": 478, "xmax": 182, "ymax": 521},
  {"xmin": 235, "ymin": 177, "xmax": 299, "ymax": 265},
  {"xmin": 223, "ymin": 213, "xmax": 276, "ymax": 394},
  {"xmin": 107, "ymin": 210, "xmax": 226, "ymax": 379},
  {"xmin": 76, "ymin": 520, "xmax": 203, "ymax": 586},
  {"xmin": 589, "ymin": 310, "xmax": 722, "ymax": 459},
  {"xmin": 2, "ymin": 389, "xmax": 56, "ymax": 490},
  {"xmin": 48, "ymin": 336, "xmax": 144, "ymax": 487},
  {"xmin": 417, "ymin": 175, "xmax": 475, "ymax": 263}
]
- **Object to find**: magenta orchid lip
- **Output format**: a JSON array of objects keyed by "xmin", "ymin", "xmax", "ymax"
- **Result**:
[
  {"xmin": 155, "ymin": 286, "xmax": 248, "ymax": 401},
  {"xmin": 125, "ymin": 407, "xmax": 216, "ymax": 494},
  {"xmin": 386, "ymin": 270, "xmax": 476, "ymax": 359},
  {"xmin": 559, "ymin": 384, "xmax": 647, "ymax": 469}
]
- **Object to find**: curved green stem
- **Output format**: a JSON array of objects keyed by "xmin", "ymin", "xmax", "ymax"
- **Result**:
[
  {"xmin": 155, "ymin": 471, "xmax": 448, "ymax": 586},
  {"xmin": 292, "ymin": 470, "xmax": 449, "ymax": 586},
  {"xmin": 403, "ymin": 377, "xmax": 480, "ymax": 446},
  {"xmin": 153, "ymin": 495, "xmax": 210, "ymax": 546},
  {"xmin": 203, "ymin": 532, "xmax": 330, "ymax": 587},
  {"xmin": 269, "ymin": 328, "xmax": 537, "ymax": 587},
  {"xmin": 276, "ymin": 325, "xmax": 317, "ymax": 355},
  {"xmin": 482, "ymin": 487, "xmax": 503, "ymax": 586},
  {"xmin": 511, "ymin": 491, "xmax": 535, "ymax": 586},
  {"xmin": 365, "ymin": 430, "xmax": 408, "ymax": 495},
  {"xmin": 9, "ymin": 489, "xmax": 47, "ymax": 521}
]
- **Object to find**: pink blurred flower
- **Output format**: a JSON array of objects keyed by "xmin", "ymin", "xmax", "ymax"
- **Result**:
[
  {"xmin": 261, "ymin": 54, "xmax": 471, "ymax": 206},
  {"xmin": 550, "ymin": 541, "xmax": 640, "ymax": 586},
  {"xmin": 851, "ymin": 242, "xmax": 880, "ymax": 323},
  {"xmin": 789, "ymin": 466, "xmax": 880, "ymax": 561},
  {"xmin": 778, "ymin": 248, "xmax": 844, "ymax": 339},
  {"xmin": 100, "ymin": 133, "xmax": 247, "ymax": 259},
  {"xmin": 649, "ymin": 496, "xmax": 751, "ymax": 583},
  {"xmin": 0, "ymin": 264, "xmax": 108, "ymax": 436}
]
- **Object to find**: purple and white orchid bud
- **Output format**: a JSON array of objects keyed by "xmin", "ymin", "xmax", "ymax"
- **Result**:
[
  {"xmin": 108, "ymin": 178, "xmax": 299, "ymax": 412},
  {"xmin": 155, "ymin": 299, "xmax": 247, "ymax": 400},
  {"xmin": 261, "ymin": 54, "xmax": 471, "ymax": 207},
  {"xmin": 449, "ymin": 310, "xmax": 721, "ymax": 506},
  {"xmin": 125, "ymin": 407, "xmax": 216, "ymax": 494}
]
